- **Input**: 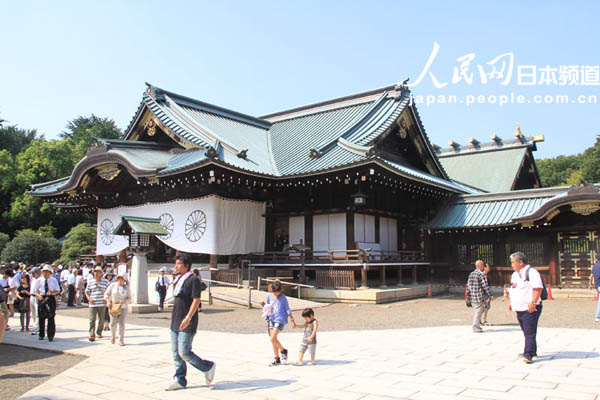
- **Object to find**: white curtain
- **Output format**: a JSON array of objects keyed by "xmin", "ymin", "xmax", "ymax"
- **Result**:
[
  {"xmin": 312, "ymin": 213, "xmax": 347, "ymax": 251},
  {"xmin": 96, "ymin": 195, "xmax": 265, "ymax": 256},
  {"xmin": 289, "ymin": 216, "xmax": 305, "ymax": 246}
]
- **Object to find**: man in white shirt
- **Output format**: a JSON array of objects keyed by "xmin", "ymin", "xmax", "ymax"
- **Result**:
[
  {"xmin": 34, "ymin": 265, "xmax": 60, "ymax": 341},
  {"xmin": 157, "ymin": 267, "xmax": 171, "ymax": 312},
  {"xmin": 508, "ymin": 252, "xmax": 544, "ymax": 364},
  {"xmin": 29, "ymin": 267, "xmax": 41, "ymax": 335}
]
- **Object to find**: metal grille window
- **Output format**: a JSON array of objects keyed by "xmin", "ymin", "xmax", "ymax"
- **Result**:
[
  {"xmin": 506, "ymin": 242, "xmax": 546, "ymax": 267},
  {"xmin": 561, "ymin": 238, "xmax": 589, "ymax": 253},
  {"xmin": 470, "ymin": 244, "xmax": 494, "ymax": 265}
]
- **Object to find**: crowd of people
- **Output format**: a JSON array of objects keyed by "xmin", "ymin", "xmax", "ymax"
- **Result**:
[{"xmin": 0, "ymin": 261, "xmax": 134, "ymax": 344}]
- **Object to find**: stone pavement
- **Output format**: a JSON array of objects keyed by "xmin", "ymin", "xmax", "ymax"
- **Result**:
[{"xmin": 3, "ymin": 314, "xmax": 600, "ymax": 400}]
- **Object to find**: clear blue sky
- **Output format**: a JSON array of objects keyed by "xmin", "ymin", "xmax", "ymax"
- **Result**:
[{"xmin": 1, "ymin": 1, "xmax": 598, "ymax": 159}]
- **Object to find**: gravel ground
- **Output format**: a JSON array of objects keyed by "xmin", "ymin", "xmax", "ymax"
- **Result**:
[
  {"xmin": 56, "ymin": 295, "xmax": 600, "ymax": 334},
  {"xmin": 0, "ymin": 344, "xmax": 85, "ymax": 400}
]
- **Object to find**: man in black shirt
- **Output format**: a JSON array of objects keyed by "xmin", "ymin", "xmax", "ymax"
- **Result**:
[{"xmin": 166, "ymin": 252, "xmax": 216, "ymax": 391}]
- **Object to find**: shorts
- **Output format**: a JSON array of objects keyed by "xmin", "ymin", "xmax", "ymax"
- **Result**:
[
  {"xmin": 6, "ymin": 295, "xmax": 14, "ymax": 305},
  {"xmin": 299, "ymin": 343, "xmax": 317, "ymax": 356},
  {"xmin": 268, "ymin": 321, "xmax": 285, "ymax": 331}
]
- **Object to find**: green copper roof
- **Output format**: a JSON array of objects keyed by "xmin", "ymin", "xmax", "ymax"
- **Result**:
[
  {"xmin": 426, "ymin": 186, "xmax": 569, "ymax": 229},
  {"xmin": 114, "ymin": 216, "xmax": 169, "ymax": 235},
  {"xmin": 439, "ymin": 147, "xmax": 528, "ymax": 193}
]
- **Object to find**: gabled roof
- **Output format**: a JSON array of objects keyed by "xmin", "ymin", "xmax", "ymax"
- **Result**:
[
  {"xmin": 436, "ymin": 130, "xmax": 543, "ymax": 193},
  {"xmin": 31, "ymin": 82, "xmax": 478, "ymax": 197}
]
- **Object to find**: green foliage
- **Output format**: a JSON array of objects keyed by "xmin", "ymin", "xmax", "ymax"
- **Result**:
[
  {"xmin": 0, "ymin": 125, "xmax": 38, "ymax": 156},
  {"xmin": 1, "ymin": 229, "xmax": 61, "ymax": 264},
  {"xmin": 581, "ymin": 136, "xmax": 600, "ymax": 183},
  {"xmin": 60, "ymin": 223, "xmax": 96, "ymax": 263},
  {"xmin": 0, "ymin": 114, "xmax": 121, "ymax": 238},
  {"xmin": 0, "ymin": 232, "xmax": 9, "ymax": 255},
  {"xmin": 61, "ymin": 115, "xmax": 122, "ymax": 162},
  {"xmin": 537, "ymin": 136, "xmax": 600, "ymax": 187}
]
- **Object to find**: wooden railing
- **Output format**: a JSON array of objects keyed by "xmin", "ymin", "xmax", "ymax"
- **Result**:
[{"xmin": 248, "ymin": 249, "xmax": 424, "ymax": 265}]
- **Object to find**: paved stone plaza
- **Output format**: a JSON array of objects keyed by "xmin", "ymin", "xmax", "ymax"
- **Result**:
[{"xmin": 3, "ymin": 314, "xmax": 600, "ymax": 400}]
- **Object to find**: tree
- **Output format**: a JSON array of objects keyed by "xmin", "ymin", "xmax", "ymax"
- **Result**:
[
  {"xmin": 1, "ymin": 229, "xmax": 61, "ymax": 264},
  {"xmin": 581, "ymin": 135, "xmax": 600, "ymax": 184},
  {"xmin": 61, "ymin": 115, "xmax": 122, "ymax": 162},
  {"xmin": 0, "ymin": 125, "xmax": 39, "ymax": 156},
  {"xmin": 0, "ymin": 232, "xmax": 9, "ymax": 255},
  {"xmin": 60, "ymin": 223, "xmax": 96, "ymax": 264},
  {"xmin": 537, "ymin": 154, "xmax": 584, "ymax": 187}
]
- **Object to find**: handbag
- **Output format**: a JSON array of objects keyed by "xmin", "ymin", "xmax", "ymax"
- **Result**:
[{"xmin": 109, "ymin": 303, "xmax": 123, "ymax": 317}]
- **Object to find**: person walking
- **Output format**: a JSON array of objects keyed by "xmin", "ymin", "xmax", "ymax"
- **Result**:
[
  {"xmin": 467, "ymin": 260, "xmax": 491, "ymax": 333},
  {"xmin": 156, "ymin": 267, "xmax": 170, "ymax": 312},
  {"xmin": 103, "ymin": 269, "xmax": 116, "ymax": 332},
  {"xmin": 75, "ymin": 269, "xmax": 85, "ymax": 307},
  {"xmin": 590, "ymin": 256, "xmax": 600, "ymax": 322},
  {"xmin": 85, "ymin": 266, "xmax": 109, "ymax": 342},
  {"xmin": 481, "ymin": 263, "xmax": 493, "ymax": 326},
  {"xmin": 105, "ymin": 272, "xmax": 131, "ymax": 346},
  {"xmin": 508, "ymin": 252, "xmax": 544, "ymax": 364},
  {"xmin": 166, "ymin": 252, "xmax": 215, "ymax": 391},
  {"xmin": 16, "ymin": 274, "xmax": 32, "ymax": 331},
  {"xmin": 33, "ymin": 265, "xmax": 60, "ymax": 341},
  {"xmin": 29, "ymin": 267, "xmax": 41, "ymax": 335},
  {"xmin": 67, "ymin": 267, "xmax": 76, "ymax": 307}
]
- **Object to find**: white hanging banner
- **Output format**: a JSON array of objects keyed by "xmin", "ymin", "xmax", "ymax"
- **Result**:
[{"xmin": 96, "ymin": 195, "xmax": 265, "ymax": 256}]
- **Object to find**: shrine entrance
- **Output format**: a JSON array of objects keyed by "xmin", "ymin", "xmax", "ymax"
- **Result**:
[{"xmin": 558, "ymin": 231, "xmax": 598, "ymax": 287}]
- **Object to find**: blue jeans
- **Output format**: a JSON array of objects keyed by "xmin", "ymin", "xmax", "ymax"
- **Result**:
[
  {"xmin": 516, "ymin": 304, "xmax": 543, "ymax": 358},
  {"xmin": 596, "ymin": 288, "xmax": 600, "ymax": 319},
  {"xmin": 170, "ymin": 330, "xmax": 213, "ymax": 387}
]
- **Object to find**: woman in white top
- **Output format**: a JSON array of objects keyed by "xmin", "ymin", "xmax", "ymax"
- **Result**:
[{"xmin": 104, "ymin": 272, "xmax": 131, "ymax": 346}]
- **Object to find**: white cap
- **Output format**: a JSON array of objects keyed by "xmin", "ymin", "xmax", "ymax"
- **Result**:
[
  {"xmin": 41, "ymin": 265, "xmax": 53, "ymax": 272},
  {"xmin": 160, "ymin": 267, "xmax": 168, "ymax": 272}
]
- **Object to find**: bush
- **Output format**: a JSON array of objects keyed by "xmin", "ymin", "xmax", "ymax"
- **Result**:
[
  {"xmin": 60, "ymin": 223, "xmax": 96, "ymax": 264},
  {"xmin": 1, "ymin": 229, "xmax": 61, "ymax": 264}
]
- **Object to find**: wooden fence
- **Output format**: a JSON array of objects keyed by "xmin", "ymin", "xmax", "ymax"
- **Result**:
[{"xmin": 316, "ymin": 270, "xmax": 356, "ymax": 290}]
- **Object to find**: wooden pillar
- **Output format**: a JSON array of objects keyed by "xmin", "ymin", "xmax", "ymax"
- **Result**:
[
  {"xmin": 396, "ymin": 266, "xmax": 403, "ymax": 286},
  {"xmin": 346, "ymin": 212, "xmax": 355, "ymax": 250},
  {"xmin": 380, "ymin": 265, "xmax": 387, "ymax": 288},
  {"xmin": 361, "ymin": 268, "xmax": 368, "ymax": 289},
  {"xmin": 210, "ymin": 254, "xmax": 218, "ymax": 269},
  {"xmin": 305, "ymin": 215, "xmax": 313, "ymax": 253},
  {"xmin": 412, "ymin": 265, "xmax": 417, "ymax": 284}
]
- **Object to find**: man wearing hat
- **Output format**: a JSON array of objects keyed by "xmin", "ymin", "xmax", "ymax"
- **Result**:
[
  {"xmin": 85, "ymin": 266, "xmax": 109, "ymax": 342},
  {"xmin": 156, "ymin": 267, "xmax": 171, "ymax": 312},
  {"xmin": 33, "ymin": 265, "xmax": 60, "ymax": 341}
]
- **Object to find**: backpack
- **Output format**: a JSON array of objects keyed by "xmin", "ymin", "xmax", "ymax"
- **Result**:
[{"xmin": 525, "ymin": 267, "xmax": 548, "ymax": 301}]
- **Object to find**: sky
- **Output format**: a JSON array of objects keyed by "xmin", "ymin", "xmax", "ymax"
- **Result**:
[{"xmin": 1, "ymin": 1, "xmax": 599, "ymax": 159}]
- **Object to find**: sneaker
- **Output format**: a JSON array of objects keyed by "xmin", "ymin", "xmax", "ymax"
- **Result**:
[
  {"xmin": 472, "ymin": 329, "xmax": 483, "ymax": 333},
  {"xmin": 165, "ymin": 381, "xmax": 185, "ymax": 391},
  {"xmin": 269, "ymin": 358, "xmax": 281, "ymax": 367},
  {"xmin": 523, "ymin": 356, "xmax": 533, "ymax": 364},
  {"xmin": 281, "ymin": 349, "xmax": 288, "ymax": 362},
  {"xmin": 294, "ymin": 361, "xmax": 303, "ymax": 366},
  {"xmin": 481, "ymin": 322, "xmax": 492, "ymax": 326},
  {"xmin": 309, "ymin": 361, "xmax": 316, "ymax": 366},
  {"xmin": 204, "ymin": 363, "xmax": 216, "ymax": 385}
]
